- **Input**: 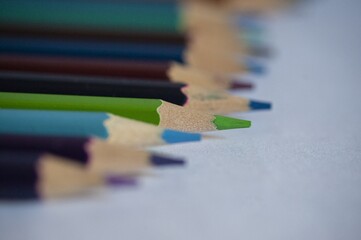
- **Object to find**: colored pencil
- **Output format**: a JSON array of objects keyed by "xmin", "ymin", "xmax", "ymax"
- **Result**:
[
  {"xmin": 0, "ymin": 134, "xmax": 185, "ymax": 175},
  {"xmin": 0, "ymin": 55, "xmax": 253, "ymax": 90},
  {"xmin": 184, "ymin": 87, "xmax": 272, "ymax": 114},
  {"xmin": 0, "ymin": 24, "xmax": 269, "ymax": 58},
  {"xmin": 0, "ymin": 0, "xmax": 255, "ymax": 34},
  {"xmin": 0, "ymin": 0, "xmax": 184, "ymax": 34},
  {"xmin": 0, "ymin": 151, "xmax": 101, "ymax": 200},
  {"xmin": 0, "ymin": 14, "xmax": 265, "ymax": 58},
  {"xmin": 0, "ymin": 109, "xmax": 201, "ymax": 146},
  {"xmin": 0, "ymin": 24, "xmax": 186, "ymax": 45},
  {"xmin": 0, "ymin": 71, "xmax": 266, "ymax": 113},
  {"xmin": 0, "ymin": 54, "xmax": 170, "ymax": 79},
  {"xmin": 0, "ymin": 35, "xmax": 260, "ymax": 74},
  {"xmin": 0, "ymin": 92, "xmax": 252, "ymax": 132},
  {"xmin": 0, "ymin": 71, "xmax": 188, "ymax": 106},
  {"xmin": 0, "ymin": 36, "xmax": 256, "ymax": 74},
  {"xmin": 0, "ymin": 36, "xmax": 185, "ymax": 63}
]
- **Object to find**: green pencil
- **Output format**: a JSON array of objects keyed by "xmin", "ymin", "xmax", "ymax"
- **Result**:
[{"xmin": 0, "ymin": 92, "xmax": 251, "ymax": 132}]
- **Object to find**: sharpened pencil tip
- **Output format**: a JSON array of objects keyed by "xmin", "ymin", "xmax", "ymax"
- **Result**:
[
  {"xmin": 246, "ymin": 60, "xmax": 266, "ymax": 75},
  {"xmin": 162, "ymin": 129, "xmax": 201, "ymax": 144},
  {"xmin": 213, "ymin": 115, "xmax": 251, "ymax": 130},
  {"xmin": 230, "ymin": 81, "xmax": 254, "ymax": 90},
  {"xmin": 105, "ymin": 176, "xmax": 138, "ymax": 186},
  {"xmin": 250, "ymin": 46, "xmax": 272, "ymax": 58},
  {"xmin": 150, "ymin": 155, "xmax": 186, "ymax": 166},
  {"xmin": 249, "ymin": 100, "xmax": 272, "ymax": 110}
]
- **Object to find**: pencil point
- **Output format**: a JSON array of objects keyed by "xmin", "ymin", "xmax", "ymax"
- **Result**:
[
  {"xmin": 230, "ymin": 81, "xmax": 254, "ymax": 90},
  {"xmin": 213, "ymin": 115, "xmax": 251, "ymax": 130},
  {"xmin": 162, "ymin": 129, "xmax": 201, "ymax": 144},
  {"xmin": 246, "ymin": 60, "xmax": 266, "ymax": 75},
  {"xmin": 249, "ymin": 100, "xmax": 272, "ymax": 110},
  {"xmin": 250, "ymin": 46, "xmax": 272, "ymax": 58},
  {"xmin": 105, "ymin": 176, "xmax": 137, "ymax": 186},
  {"xmin": 150, "ymin": 155, "xmax": 186, "ymax": 166}
]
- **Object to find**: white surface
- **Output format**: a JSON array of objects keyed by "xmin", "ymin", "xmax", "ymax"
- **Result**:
[{"xmin": 1, "ymin": 0, "xmax": 361, "ymax": 239}]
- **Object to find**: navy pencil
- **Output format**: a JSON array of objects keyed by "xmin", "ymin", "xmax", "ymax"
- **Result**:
[{"xmin": 0, "ymin": 36, "xmax": 185, "ymax": 62}]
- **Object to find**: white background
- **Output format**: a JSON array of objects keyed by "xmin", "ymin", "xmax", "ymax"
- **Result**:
[{"xmin": 1, "ymin": 0, "xmax": 361, "ymax": 239}]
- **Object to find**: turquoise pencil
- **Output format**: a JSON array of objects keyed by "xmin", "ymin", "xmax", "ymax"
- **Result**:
[{"xmin": 0, "ymin": 109, "xmax": 201, "ymax": 147}]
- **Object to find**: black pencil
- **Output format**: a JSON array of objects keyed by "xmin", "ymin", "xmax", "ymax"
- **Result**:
[
  {"xmin": 0, "ymin": 150, "xmax": 101, "ymax": 200},
  {"xmin": 0, "ymin": 71, "xmax": 271, "ymax": 113},
  {"xmin": 0, "ymin": 134, "xmax": 185, "ymax": 176},
  {"xmin": 0, "ymin": 71, "xmax": 188, "ymax": 106}
]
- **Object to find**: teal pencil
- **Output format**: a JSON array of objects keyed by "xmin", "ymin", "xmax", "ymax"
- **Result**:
[{"xmin": 0, "ymin": 109, "xmax": 201, "ymax": 147}]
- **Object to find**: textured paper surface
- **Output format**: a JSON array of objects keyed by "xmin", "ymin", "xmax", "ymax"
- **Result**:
[{"xmin": 1, "ymin": 0, "xmax": 361, "ymax": 239}]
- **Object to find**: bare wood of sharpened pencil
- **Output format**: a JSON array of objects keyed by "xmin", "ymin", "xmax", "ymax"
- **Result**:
[
  {"xmin": 103, "ymin": 114, "xmax": 188, "ymax": 146},
  {"xmin": 220, "ymin": 0, "xmax": 290, "ymax": 12},
  {"xmin": 182, "ymin": 86, "xmax": 250, "ymax": 114},
  {"xmin": 185, "ymin": 46, "xmax": 245, "ymax": 74},
  {"xmin": 86, "ymin": 139, "xmax": 165, "ymax": 175},
  {"xmin": 168, "ymin": 63, "xmax": 237, "ymax": 90},
  {"xmin": 157, "ymin": 101, "xmax": 219, "ymax": 131},
  {"xmin": 39, "ymin": 154, "xmax": 101, "ymax": 199}
]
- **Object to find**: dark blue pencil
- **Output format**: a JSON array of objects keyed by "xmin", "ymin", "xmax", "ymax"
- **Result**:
[{"xmin": 0, "ymin": 36, "xmax": 185, "ymax": 62}]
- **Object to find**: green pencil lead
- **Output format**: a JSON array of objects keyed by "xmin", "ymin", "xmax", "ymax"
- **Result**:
[{"xmin": 213, "ymin": 115, "xmax": 251, "ymax": 130}]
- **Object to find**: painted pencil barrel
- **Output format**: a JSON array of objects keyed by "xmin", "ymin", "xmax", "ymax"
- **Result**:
[
  {"xmin": 0, "ymin": 55, "xmax": 171, "ymax": 80},
  {"xmin": 0, "ymin": 134, "xmax": 90, "ymax": 162},
  {"xmin": 0, "ymin": 109, "xmax": 109, "ymax": 138},
  {"xmin": 0, "ymin": 25, "xmax": 187, "ymax": 45},
  {"xmin": 0, "ymin": 71, "xmax": 188, "ymax": 106},
  {"xmin": 0, "ymin": 36, "xmax": 185, "ymax": 62},
  {"xmin": 0, "ymin": 0, "xmax": 183, "ymax": 33},
  {"xmin": 0, "ymin": 92, "xmax": 162, "ymax": 126}
]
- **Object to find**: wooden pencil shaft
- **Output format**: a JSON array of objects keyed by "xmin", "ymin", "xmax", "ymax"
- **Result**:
[
  {"xmin": 0, "ymin": 55, "xmax": 171, "ymax": 80},
  {"xmin": 0, "ymin": 36, "xmax": 185, "ymax": 63},
  {"xmin": 0, "ymin": 71, "xmax": 188, "ymax": 106}
]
